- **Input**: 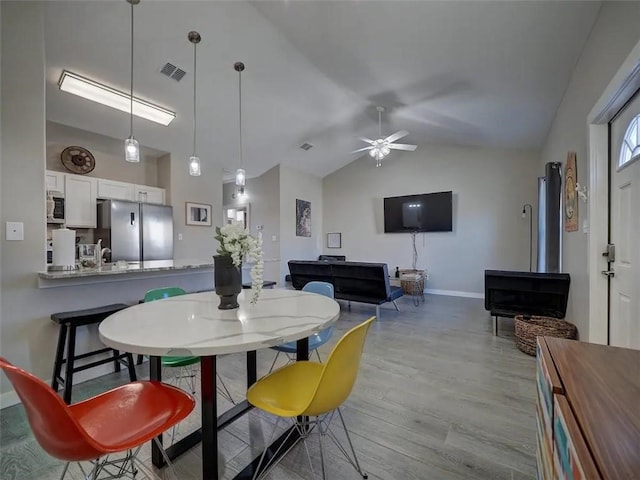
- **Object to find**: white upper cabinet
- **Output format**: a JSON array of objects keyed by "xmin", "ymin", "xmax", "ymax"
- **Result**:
[
  {"xmin": 97, "ymin": 179, "xmax": 134, "ymax": 201},
  {"xmin": 45, "ymin": 170, "xmax": 65, "ymax": 194},
  {"xmin": 65, "ymin": 174, "xmax": 97, "ymax": 228},
  {"xmin": 134, "ymin": 185, "xmax": 165, "ymax": 204}
]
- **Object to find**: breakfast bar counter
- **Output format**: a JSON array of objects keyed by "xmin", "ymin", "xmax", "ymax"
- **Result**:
[{"xmin": 37, "ymin": 260, "xmax": 213, "ymax": 288}]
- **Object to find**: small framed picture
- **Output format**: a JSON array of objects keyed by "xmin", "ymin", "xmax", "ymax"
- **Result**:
[
  {"xmin": 327, "ymin": 232, "xmax": 341, "ymax": 249},
  {"xmin": 185, "ymin": 202, "xmax": 212, "ymax": 226}
]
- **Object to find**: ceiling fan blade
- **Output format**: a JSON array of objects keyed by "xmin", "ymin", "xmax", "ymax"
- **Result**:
[
  {"xmin": 351, "ymin": 146, "xmax": 374, "ymax": 153},
  {"xmin": 359, "ymin": 137, "xmax": 376, "ymax": 145},
  {"xmin": 388, "ymin": 143, "xmax": 417, "ymax": 151},
  {"xmin": 384, "ymin": 130, "xmax": 409, "ymax": 143}
]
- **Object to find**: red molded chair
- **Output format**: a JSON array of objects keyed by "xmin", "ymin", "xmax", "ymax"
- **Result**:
[{"xmin": 0, "ymin": 357, "xmax": 195, "ymax": 479}]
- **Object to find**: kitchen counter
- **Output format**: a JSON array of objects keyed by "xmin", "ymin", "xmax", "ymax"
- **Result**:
[{"xmin": 38, "ymin": 260, "xmax": 213, "ymax": 288}]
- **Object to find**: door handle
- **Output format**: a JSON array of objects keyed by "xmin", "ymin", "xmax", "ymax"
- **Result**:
[
  {"xmin": 602, "ymin": 243, "xmax": 616, "ymax": 262},
  {"xmin": 130, "ymin": 212, "xmax": 135, "ymax": 226},
  {"xmin": 601, "ymin": 270, "xmax": 615, "ymax": 278}
]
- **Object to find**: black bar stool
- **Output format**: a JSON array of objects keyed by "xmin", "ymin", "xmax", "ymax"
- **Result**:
[{"xmin": 51, "ymin": 303, "xmax": 137, "ymax": 404}]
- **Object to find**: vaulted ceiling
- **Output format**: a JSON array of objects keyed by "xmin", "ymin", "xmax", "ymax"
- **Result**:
[{"xmin": 43, "ymin": 1, "xmax": 601, "ymax": 179}]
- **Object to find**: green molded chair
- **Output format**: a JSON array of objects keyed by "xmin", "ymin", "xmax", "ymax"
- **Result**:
[
  {"xmin": 143, "ymin": 287, "xmax": 235, "ymax": 443},
  {"xmin": 144, "ymin": 288, "xmax": 203, "ymax": 377}
]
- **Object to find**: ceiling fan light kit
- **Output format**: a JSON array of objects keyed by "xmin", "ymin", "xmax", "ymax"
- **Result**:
[{"xmin": 352, "ymin": 106, "xmax": 417, "ymax": 166}]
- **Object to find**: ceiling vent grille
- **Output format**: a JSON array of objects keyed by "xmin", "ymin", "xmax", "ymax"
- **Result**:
[
  {"xmin": 300, "ymin": 143, "xmax": 313, "ymax": 151},
  {"xmin": 160, "ymin": 62, "xmax": 187, "ymax": 82}
]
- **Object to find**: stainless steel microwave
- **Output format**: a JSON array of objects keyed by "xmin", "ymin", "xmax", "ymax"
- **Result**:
[{"xmin": 47, "ymin": 191, "xmax": 65, "ymax": 224}]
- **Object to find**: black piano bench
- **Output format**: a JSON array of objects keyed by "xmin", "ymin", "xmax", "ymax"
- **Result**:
[{"xmin": 50, "ymin": 303, "xmax": 136, "ymax": 404}]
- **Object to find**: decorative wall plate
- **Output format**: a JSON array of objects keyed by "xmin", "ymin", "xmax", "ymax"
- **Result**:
[{"xmin": 60, "ymin": 146, "xmax": 96, "ymax": 174}]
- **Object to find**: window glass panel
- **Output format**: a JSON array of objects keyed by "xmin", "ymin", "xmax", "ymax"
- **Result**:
[{"xmin": 619, "ymin": 115, "xmax": 640, "ymax": 167}]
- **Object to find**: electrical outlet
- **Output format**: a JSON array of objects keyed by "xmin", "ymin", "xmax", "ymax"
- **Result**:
[{"xmin": 271, "ymin": 235, "xmax": 277, "ymax": 242}]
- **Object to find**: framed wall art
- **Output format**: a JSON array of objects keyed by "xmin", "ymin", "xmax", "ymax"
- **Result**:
[
  {"xmin": 327, "ymin": 232, "xmax": 342, "ymax": 248},
  {"xmin": 186, "ymin": 202, "xmax": 212, "ymax": 226},
  {"xmin": 296, "ymin": 199, "xmax": 311, "ymax": 237},
  {"xmin": 564, "ymin": 152, "xmax": 578, "ymax": 232}
]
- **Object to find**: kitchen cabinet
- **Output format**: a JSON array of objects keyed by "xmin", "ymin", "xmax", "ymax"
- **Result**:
[
  {"xmin": 65, "ymin": 174, "xmax": 97, "ymax": 228},
  {"xmin": 97, "ymin": 179, "xmax": 134, "ymax": 201},
  {"xmin": 134, "ymin": 185, "xmax": 165, "ymax": 204},
  {"xmin": 45, "ymin": 170, "xmax": 65, "ymax": 194},
  {"xmin": 536, "ymin": 337, "xmax": 640, "ymax": 479}
]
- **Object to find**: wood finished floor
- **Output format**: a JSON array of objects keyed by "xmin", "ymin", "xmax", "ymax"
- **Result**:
[{"xmin": 0, "ymin": 295, "xmax": 537, "ymax": 480}]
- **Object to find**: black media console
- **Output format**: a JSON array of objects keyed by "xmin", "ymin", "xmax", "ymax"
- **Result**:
[{"xmin": 484, "ymin": 270, "xmax": 571, "ymax": 336}]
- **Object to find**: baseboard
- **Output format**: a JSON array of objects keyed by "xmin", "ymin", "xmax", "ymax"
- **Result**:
[
  {"xmin": 425, "ymin": 289, "xmax": 484, "ymax": 299},
  {"xmin": 0, "ymin": 363, "xmax": 118, "ymax": 409},
  {"xmin": 0, "ymin": 389, "xmax": 21, "ymax": 409}
]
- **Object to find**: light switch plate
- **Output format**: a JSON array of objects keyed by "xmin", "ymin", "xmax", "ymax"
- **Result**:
[
  {"xmin": 271, "ymin": 235, "xmax": 277, "ymax": 242},
  {"xmin": 6, "ymin": 222, "xmax": 24, "ymax": 241}
]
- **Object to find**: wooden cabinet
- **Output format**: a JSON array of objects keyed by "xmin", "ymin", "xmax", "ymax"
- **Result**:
[
  {"xmin": 536, "ymin": 337, "xmax": 640, "ymax": 479},
  {"xmin": 45, "ymin": 170, "xmax": 65, "ymax": 194},
  {"xmin": 44, "ymin": 171, "xmax": 165, "ymax": 229},
  {"xmin": 134, "ymin": 185, "xmax": 165, "ymax": 204},
  {"xmin": 64, "ymin": 174, "xmax": 97, "ymax": 228},
  {"xmin": 97, "ymin": 179, "xmax": 134, "ymax": 201}
]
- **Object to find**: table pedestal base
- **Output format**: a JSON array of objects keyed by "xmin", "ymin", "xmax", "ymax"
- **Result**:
[{"xmin": 151, "ymin": 337, "xmax": 310, "ymax": 480}]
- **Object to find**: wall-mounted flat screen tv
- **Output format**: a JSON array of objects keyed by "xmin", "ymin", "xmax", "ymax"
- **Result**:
[{"xmin": 384, "ymin": 191, "xmax": 453, "ymax": 233}]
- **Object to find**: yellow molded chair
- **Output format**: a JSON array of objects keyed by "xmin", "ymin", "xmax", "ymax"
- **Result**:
[{"xmin": 247, "ymin": 316, "xmax": 375, "ymax": 480}]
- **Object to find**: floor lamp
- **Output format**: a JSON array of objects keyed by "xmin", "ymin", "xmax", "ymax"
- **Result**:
[{"xmin": 522, "ymin": 204, "xmax": 533, "ymax": 272}]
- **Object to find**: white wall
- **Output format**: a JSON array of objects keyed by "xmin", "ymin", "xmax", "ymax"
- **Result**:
[
  {"xmin": 323, "ymin": 145, "xmax": 539, "ymax": 295},
  {"xmin": 0, "ymin": 3, "xmax": 219, "ymax": 403},
  {"xmin": 539, "ymin": 1, "xmax": 640, "ymax": 340},
  {"xmin": 223, "ymin": 166, "xmax": 281, "ymax": 283},
  {"xmin": 169, "ymin": 143, "xmax": 222, "ymax": 262},
  {"xmin": 279, "ymin": 165, "xmax": 323, "ymax": 284},
  {"xmin": 46, "ymin": 121, "xmax": 163, "ymax": 187}
]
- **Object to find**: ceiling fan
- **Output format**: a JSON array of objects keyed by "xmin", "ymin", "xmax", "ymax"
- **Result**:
[{"xmin": 352, "ymin": 106, "xmax": 417, "ymax": 166}]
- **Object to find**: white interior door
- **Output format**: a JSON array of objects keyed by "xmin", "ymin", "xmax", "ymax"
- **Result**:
[{"xmin": 608, "ymin": 92, "xmax": 640, "ymax": 349}]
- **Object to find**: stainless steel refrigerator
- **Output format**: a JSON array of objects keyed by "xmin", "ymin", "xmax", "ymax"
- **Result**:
[{"xmin": 97, "ymin": 199, "xmax": 173, "ymax": 262}]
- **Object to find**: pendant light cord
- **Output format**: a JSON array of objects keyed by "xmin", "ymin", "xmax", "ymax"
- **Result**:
[
  {"xmin": 192, "ymin": 40, "xmax": 197, "ymax": 156},
  {"xmin": 129, "ymin": 0, "xmax": 134, "ymax": 138},
  {"xmin": 238, "ymin": 68, "xmax": 243, "ymax": 169}
]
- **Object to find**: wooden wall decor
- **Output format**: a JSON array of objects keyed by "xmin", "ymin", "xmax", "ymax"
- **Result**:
[{"xmin": 564, "ymin": 152, "xmax": 578, "ymax": 232}]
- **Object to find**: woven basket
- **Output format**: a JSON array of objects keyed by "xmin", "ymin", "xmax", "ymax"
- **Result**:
[
  {"xmin": 399, "ymin": 269, "xmax": 425, "ymax": 295},
  {"xmin": 514, "ymin": 315, "xmax": 577, "ymax": 356}
]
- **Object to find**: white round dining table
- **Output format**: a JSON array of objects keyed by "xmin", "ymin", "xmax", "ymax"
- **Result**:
[{"xmin": 99, "ymin": 288, "xmax": 340, "ymax": 480}]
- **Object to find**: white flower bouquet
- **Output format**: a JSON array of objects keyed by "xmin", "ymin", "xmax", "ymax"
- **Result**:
[{"xmin": 215, "ymin": 224, "xmax": 264, "ymax": 304}]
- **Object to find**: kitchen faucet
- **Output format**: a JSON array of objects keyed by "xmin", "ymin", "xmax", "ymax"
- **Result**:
[{"xmin": 95, "ymin": 239, "xmax": 111, "ymax": 267}]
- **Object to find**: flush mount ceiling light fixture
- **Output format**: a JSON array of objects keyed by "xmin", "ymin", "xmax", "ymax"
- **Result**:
[
  {"xmin": 234, "ymin": 61, "xmax": 246, "ymax": 196},
  {"xmin": 58, "ymin": 70, "xmax": 176, "ymax": 126},
  {"xmin": 188, "ymin": 31, "xmax": 201, "ymax": 176},
  {"xmin": 352, "ymin": 106, "xmax": 417, "ymax": 167}
]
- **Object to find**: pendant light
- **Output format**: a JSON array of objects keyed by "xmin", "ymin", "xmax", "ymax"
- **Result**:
[
  {"xmin": 234, "ymin": 62, "xmax": 246, "ymax": 194},
  {"xmin": 124, "ymin": 0, "xmax": 140, "ymax": 163},
  {"xmin": 188, "ymin": 31, "xmax": 201, "ymax": 176}
]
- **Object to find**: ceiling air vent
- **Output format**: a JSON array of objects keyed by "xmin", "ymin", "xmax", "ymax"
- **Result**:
[
  {"xmin": 300, "ymin": 143, "xmax": 313, "ymax": 151},
  {"xmin": 160, "ymin": 62, "xmax": 187, "ymax": 82}
]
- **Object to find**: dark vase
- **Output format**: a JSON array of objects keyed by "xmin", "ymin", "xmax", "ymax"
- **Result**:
[{"xmin": 213, "ymin": 255, "xmax": 242, "ymax": 310}]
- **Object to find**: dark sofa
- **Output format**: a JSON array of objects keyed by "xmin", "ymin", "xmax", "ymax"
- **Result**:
[{"xmin": 288, "ymin": 260, "xmax": 403, "ymax": 318}]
